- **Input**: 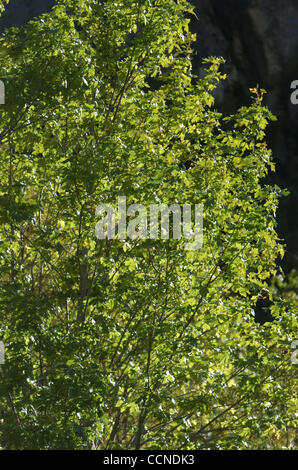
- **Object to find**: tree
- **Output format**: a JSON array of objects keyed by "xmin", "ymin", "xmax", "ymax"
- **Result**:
[
  {"xmin": 0, "ymin": 0, "xmax": 296, "ymax": 450},
  {"xmin": 0, "ymin": 0, "xmax": 9, "ymax": 15}
]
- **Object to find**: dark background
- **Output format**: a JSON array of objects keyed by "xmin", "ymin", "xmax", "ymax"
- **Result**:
[{"xmin": 0, "ymin": 0, "xmax": 297, "ymax": 272}]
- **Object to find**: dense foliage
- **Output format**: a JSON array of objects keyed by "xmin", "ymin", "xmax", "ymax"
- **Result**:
[{"xmin": 0, "ymin": 0, "xmax": 297, "ymax": 449}]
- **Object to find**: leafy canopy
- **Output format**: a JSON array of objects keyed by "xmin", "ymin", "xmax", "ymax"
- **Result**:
[{"xmin": 0, "ymin": 0, "xmax": 296, "ymax": 450}]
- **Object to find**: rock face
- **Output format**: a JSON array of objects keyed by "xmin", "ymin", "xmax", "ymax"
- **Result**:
[
  {"xmin": 0, "ymin": 0, "xmax": 297, "ymax": 269},
  {"xmin": 0, "ymin": 0, "xmax": 55, "ymax": 31},
  {"xmin": 192, "ymin": 0, "xmax": 298, "ymax": 123},
  {"xmin": 190, "ymin": 0, "xmax": 298, "ymax": 270}
]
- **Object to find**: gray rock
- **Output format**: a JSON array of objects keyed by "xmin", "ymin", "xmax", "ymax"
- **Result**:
[{"xmin": 191, "ymin": 0, "xmax": 298, "ymax": 269}]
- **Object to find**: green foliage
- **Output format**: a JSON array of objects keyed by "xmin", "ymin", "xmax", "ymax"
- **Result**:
[
  {"xmin": 0, "ymin": 0, "xmax": 9, "ymax": 15},
  {"xmin": 0, "ymin": 0, "xmax": 296, "ymax": 450}
]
